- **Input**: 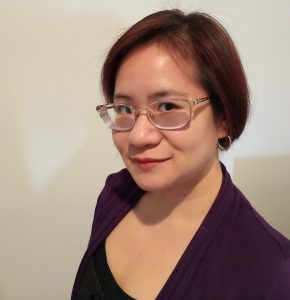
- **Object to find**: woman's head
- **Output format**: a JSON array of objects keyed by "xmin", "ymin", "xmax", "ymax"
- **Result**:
[
  {"xmin": 101, "ymin": 9, "xmax": 249, "ymax": 148},
  {"xmin": 111, "ymin": 42, "xmax": 226, "ymax": 192}
]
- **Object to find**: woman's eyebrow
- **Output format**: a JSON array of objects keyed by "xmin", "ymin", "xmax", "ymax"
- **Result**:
[
  {"xmin": 113, "ymin": 90, "xmax": 188, "ymax": 102},
  {"xmin": 113, "ymin": 93, "xmax": 132, "ymax": 100},
  {"xmin": 148, "ymin": 90, "xmax": 188, "ymax": 99}
]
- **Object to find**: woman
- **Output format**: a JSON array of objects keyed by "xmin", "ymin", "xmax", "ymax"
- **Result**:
[{"xmin": 72, "ymin": 9, "xmax": 290, "ymax": 300}]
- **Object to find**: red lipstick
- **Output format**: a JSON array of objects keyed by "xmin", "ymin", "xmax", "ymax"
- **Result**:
[{"xmin": 132, "ymin": 157, "xmax": 169, "ymax": 170}]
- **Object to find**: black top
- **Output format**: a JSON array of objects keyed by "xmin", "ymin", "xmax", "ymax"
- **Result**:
[{"xmin": 76, "ymin": 241, "xmax": 135, "ymax": 300}]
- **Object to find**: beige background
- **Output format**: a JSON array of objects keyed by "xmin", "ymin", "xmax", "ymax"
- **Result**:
[{"xmin": 1, "ymin": 0, "xmax": 289, "ymax": 299}]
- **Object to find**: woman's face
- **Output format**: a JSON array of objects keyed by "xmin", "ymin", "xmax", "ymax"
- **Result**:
[{"xmin": 112, "ymin": 43, "xmax": 225, "ymax": 193}]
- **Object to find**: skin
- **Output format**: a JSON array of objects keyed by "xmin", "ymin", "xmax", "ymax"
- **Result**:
[{"xmin": 106, "ymin": 43, "xmax": 226, "ymax": 300}]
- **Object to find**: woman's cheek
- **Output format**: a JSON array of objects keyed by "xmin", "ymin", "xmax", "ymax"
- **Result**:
[{"xmin": 112, "ymin": 131, "xmax": 126, "ymax": 154}]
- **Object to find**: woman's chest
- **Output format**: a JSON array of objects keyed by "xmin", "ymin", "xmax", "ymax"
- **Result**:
[{"xmin": 105, "ymin": 212, "xmax": 199, "ymax": 300}]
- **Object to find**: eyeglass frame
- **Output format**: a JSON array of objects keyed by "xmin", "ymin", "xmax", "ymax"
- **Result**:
[{"xmin": 96, "ymin": 96, "xmax": 210, "ymax": 131}]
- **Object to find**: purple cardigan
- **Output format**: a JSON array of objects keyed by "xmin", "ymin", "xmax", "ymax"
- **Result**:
[{"xmin": 72, "ymin": 164, "xmax": 290, "ymax": 299}]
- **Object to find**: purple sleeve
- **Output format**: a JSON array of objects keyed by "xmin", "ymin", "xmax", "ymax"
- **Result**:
[{"xmin": 266, "ymin": 258, "xmax": 290, "ymax": 299}]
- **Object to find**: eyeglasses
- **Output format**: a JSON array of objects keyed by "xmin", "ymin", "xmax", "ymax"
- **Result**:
[{"xmin": 96, "ymin": 97, "xmax": 210, "ymax": 131}]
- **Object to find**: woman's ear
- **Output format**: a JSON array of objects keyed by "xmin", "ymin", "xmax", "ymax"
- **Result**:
[{"xmin": 217, "ymin": 118, "xmax": 228, "ymax": 139}]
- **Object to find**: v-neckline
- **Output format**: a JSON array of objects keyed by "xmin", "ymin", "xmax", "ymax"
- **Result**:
[{"xmin": 102, "ymin": 164, "xmax": 233, "ymax": 299}]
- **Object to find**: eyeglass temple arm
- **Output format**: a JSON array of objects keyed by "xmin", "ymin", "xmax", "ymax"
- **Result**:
[
  {"xmin": 96, "ymin": 103, "xmax": 115, "ymax": 112},
  {"xmin": 190, "ymin": 97, "xmax": 210, "ymax": 106},
  {"xmin": 96, "ymin": 105, "xmax": 102, "ymax": 112}
]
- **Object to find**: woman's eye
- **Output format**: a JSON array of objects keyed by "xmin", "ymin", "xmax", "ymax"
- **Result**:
[
  {"xmin": 158, "ymin": 102, "xmax": 177, "ymax": 112},
  {"xmin": 116, "ymin": 105, "xmax": 132, "ymax": 114}
]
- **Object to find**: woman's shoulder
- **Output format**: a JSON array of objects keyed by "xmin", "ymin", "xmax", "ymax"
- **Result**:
[
  {"xmin": 103, "ymin": 168, "xmax": 133, "ymax": 187},
  {"xmin": 233, "ymin": 185, "xmax": 290, "ymax": 259},
  {"xmin": 219, "ymin": 168, "xmax": 290, "ymax": 261},
  {"xmin": 209, "ymin": 182, "xmax": 290, "ymax": 298},
  {"xmin": 90, "ymin": 169, "xmax": 144, "ymax": 235},
  {"xmin": 98, "ymin": 168, "xmax": 142, "ymax": 207},
  {"xmin": 229, "ymin": 186, "xmax": 290, "ymax": 297}
]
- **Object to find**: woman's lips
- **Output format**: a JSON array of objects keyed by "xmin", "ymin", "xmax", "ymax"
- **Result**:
[{"xmin": 132, "ymin": 157, "xmax": 170, "ymax": 170}]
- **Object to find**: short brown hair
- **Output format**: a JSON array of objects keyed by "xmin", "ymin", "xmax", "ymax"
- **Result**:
[{"xmin": 101, "ymin": 9, "xmax": 250, "ymax": 145}]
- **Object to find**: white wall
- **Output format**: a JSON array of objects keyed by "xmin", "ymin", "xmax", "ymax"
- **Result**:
[{"xmin": 1, "ymin": 1, "xmax": 289, "ymax": 299}]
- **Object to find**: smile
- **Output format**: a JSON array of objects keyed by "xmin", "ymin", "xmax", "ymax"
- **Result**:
[{"xmin": 131, "ymin": 157, "xmax": 170, "ymax": 170}]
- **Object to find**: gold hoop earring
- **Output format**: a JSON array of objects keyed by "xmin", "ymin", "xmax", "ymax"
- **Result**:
[{"xmin": 218, "ymin": 135, "xmax": 232, "ymax": 150}]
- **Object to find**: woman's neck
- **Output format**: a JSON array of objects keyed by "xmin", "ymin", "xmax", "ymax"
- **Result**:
[{"xmin": 132, "ymin": 159, "xmax": 223, "ymax": 227}]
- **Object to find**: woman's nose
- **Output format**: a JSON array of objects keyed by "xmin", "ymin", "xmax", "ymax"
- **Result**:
[{"xmin": 127, "ymin": 114, "xmax": 162, "ymax": 148}]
